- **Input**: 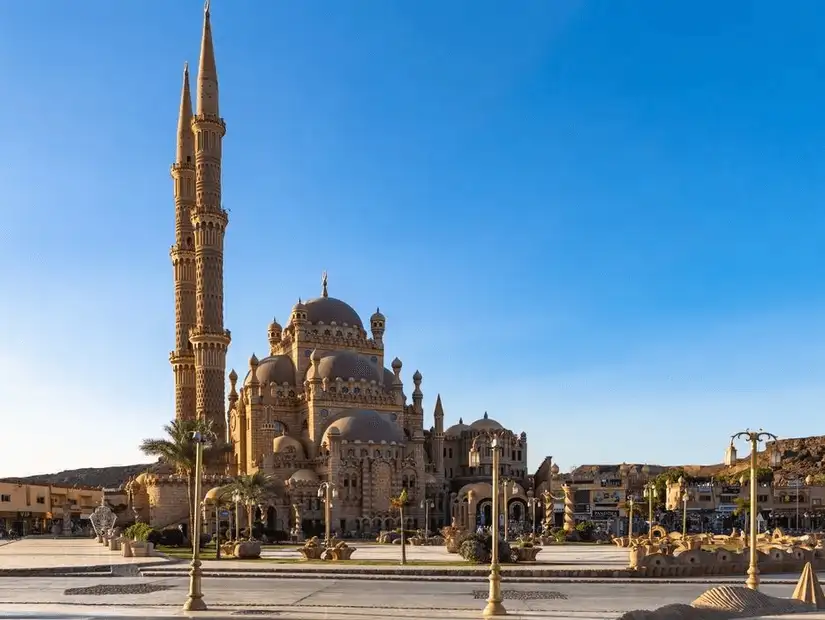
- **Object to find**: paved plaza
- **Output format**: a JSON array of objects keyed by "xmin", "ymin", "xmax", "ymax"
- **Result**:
[
  {"xmin": 0, "ymin": 538, "xmax": 166, "ymax": 571},
  {"xmin": 1, "ymin": 539, "xmax": 825, "ymax": 618},
  {"xmin": 0, "ymin": 574, "xmax": 808, "ymax": 618}
]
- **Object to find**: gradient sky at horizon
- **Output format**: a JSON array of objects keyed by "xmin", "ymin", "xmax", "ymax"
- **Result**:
[{"xmin": 1, "ymin": 1, "xmax": 824, "ymax": 477}]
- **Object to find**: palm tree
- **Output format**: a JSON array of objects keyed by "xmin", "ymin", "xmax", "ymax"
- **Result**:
[
  {"xmin": 139, "ymin": 418, "xmax": 226, "ymax": 540},
  {"xmin": 734, "ymin": 497, "xmax": 751, "ymax": 534},
  {"xmin": 391, "ymin": 488, "xmax": 409, "ymax": 565},
  {"xmin": 227, "ymin": 471, "xmax": 279, "ymax": 541}
]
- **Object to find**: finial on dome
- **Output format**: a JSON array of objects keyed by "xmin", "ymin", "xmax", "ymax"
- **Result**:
[
  {"xmin": 310, "ymin": 348, "xmax": 321, "ymax": 363},
  {"xmin": 249, "ymin": 353, "xmax": 259, "ymax": 367},
  {"xmin": 413, "ymin": 369, "xmax": 422, "ymax": 382},
  {"xmin": 204, "ymin": 0, "xmax": 210, "ymax": 14},
  {"xmin": 483, "ymin": 411, "xmax": 489, "ymax": 419},
  {"xmin": 321, "ymin": 271, "xmax": 328, "ymax": 298},
  {"xmin": 228, "ymin": 368, "xmax": 238, "ymax": 382},
  {"xmin": 459, "ymin": 417, "xmax": 463, "ymax": 424}
]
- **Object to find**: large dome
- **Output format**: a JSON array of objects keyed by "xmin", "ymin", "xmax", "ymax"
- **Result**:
[
  {"xmin": 307, "ymin": 351, "xmax": 382, "ymax": 383},
  {"xmin": 322, "ymin": 410, "xmax": 404, "ymax": 444},
  {"xmin": 245, "ymin": 355, "xmax": 296, "ymax": 386},
  {"xmin": 470, "ymin": 412, "xmax": 503, "ymax": 431},
  {"xmin": 303, "ymin": 297, "xmax": 363, "ymax": 328}
]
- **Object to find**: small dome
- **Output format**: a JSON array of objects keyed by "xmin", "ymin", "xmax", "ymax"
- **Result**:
[
  {"xmin": 321, "ymin": 410, "xmax": 404, "ymax": 444},
  {"xmin": 470, "ymin": 412, "xmax": 503, "ymax": 431},
  {"xmin": 273, "ymin": 434, "xmax": 305, "ymax": 458},
  {"xmin": 371, "ymin": 308, "xmax": 385, "ymax": 322},
  {"xmin": 302, "ymin": 296, "xmax": 363, "ymax": 328},
  {"xmin": 289, "ymin": 469, "xmax": 319, "ymax": 484},
  {"xmin": 269, "ymin": 317, "xmax": 282, "ymax": 331},
  {"xmin": 204, "ymin": 485, "xmax": 232, "ymax": 502},
  {"xmin": 245, "ymin": 355, "xmax": 296, "ymax": 386},
  {"xmin": 306, "ymin": 351, "xmax": 381, "ymax": 383},
  {"xmin": 445, "ymin": 418, "xmax": 470, "ymax": 437},
  {"xmin": 228, "ymin": 368, "xmax": 238, "ymax": 382},
  {"xmin": 391, "ymin": 357, "xmax": 402, "ymax": 370},
  {"xmin": 413, "ymin": 370, "xmax": 422, "ymax": 382},
  {"xmin": 551, "ymin": 463, "xmax": 560, "ymax": 475}
]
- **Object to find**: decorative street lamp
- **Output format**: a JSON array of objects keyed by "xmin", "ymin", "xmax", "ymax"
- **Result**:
[
  {"xmin": 725, "ymin": 429, "xmax": 778, "ymax": 590},
  {"xmin": 317, "ymin": 482, "xmax": 338, "ymax": 548},
  {"xmin": 627, "ymin": 495, "xmax": 635, "ymax": 539},
  {"xmin": 231, "ymin": 490, "xmax": 241, "ymax": 541},
  {"xmin": 470, "ymin": 432, "xmax": 506, "ymax": 617},
  {"xmin": 526, "ymin": 496, "xmax": 541, "ymax": 535},
  {"xmin": 420, "ymin": 498, "xmax": 435, "ymax": 539},
  {"xmin": 500, "ymin": 477, "xmax": 517, "ymax": 541},
  {"xmin": 642, "ymin": 481, "xmax": 656, "ymax": 537},
  {"xmin": 183, "ymin": 430, "xmax": 208, "ymax": 612}
]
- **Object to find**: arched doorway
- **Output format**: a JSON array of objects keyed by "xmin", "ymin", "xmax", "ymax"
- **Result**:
[{"xmin": 477, "ymin": 499, "xmax": 492, "ymax": 528}]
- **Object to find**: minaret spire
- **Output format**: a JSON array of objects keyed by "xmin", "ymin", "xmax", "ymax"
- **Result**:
[
  {"xmin": 176, "ymin": 62, "xmax": 194, "ymax": 164},
  {"xmin": 190, "ymin": 0, "xmax": 230, "ymax": 447},
  {"xmin": 169, "ymin": 60, "xmax": 198, "ymax": 424},
  {"xmin": 197, "ymin": 0, "xmax": 219, "ymax": 117}
]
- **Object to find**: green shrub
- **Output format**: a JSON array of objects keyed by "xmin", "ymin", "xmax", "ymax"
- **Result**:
[
  {"xmin": 458, "ymin": 532, "xmax": 513, "ymax": 564},
  {"xmin": 125, "ymin": 522, "xmax": 152, "ymax": 542}
]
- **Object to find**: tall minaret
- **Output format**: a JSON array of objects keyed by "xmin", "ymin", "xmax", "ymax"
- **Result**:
[
  {"xmin": 169, "ymin": 63, "xmax": 197, "ymax": 422},
  {"xmin": 190, "ymin": 1, "xmax": 230, "ymax": 441},
  {"xmin": 433, "ymin": 394, "xmax": 445, "ymax": 479}
]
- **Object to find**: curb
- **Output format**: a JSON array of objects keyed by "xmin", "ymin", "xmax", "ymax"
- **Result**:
[{"xmin": 137, "ymin": 568, "xmax": 802, "ymax": 585}]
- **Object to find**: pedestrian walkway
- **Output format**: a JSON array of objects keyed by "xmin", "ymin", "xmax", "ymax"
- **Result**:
[{"xmin": 0, "ymin": 538, "xmax": 167, "ymax": 571}]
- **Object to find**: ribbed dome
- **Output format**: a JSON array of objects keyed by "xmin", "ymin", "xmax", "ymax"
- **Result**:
[
  {"xmin": 245, "ymin": 355, "xmax": 296, "ymax": 386},
  {"xmin": 445, "ymin": 418, "xmax": 471, "ymax": 437},
  {"xmin": 307, "ymin": 351, "xmax": 381, "ymax": 383},
  {"xmin": 322, "ymin": 410, "xmax": 404, "ymax": 444},
  {"xmin": 273, "ymin": 434, "xmax": 305, "ymax": 458},
  {"xmin": 470, "ymin": 412, "xmax": 503, "ymax": 431},
  {"xmin": 288, "ymin": 469, "xmax": 319, "ymax": 484},
  {"xmin": 303, "ymin": 297, "xmax": 363, "ymax": 328}
]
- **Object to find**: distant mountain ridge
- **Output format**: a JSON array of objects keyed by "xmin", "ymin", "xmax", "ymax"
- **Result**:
[{"xmin": 1, "ymin": 463, "xmax": 154, "ymax": 489}]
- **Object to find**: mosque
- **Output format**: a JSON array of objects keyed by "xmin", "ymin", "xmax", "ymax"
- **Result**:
[{"xmin": 127, "ymin": 3, "xmax": 553, "ymax": 537}]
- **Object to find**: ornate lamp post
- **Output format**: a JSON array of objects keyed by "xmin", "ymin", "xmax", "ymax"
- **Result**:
[
  {"xmin": 725, "ymin": 429, "xmax": 778, "ymax": 590},
  {"xmin": 231, "ymin": 490, "xmax": 241, "ymax": 541},
  {"xmin": 420, "ymin": 498, "xmax": 435, "ymax": 539},
  {"xmin": 527, "ymin": 496, "xmax": 541, "ymax": 535},
  {"xmin": 317, "ymin": 481, "xmax": 337, "ymax": 548},
  {"xmin": 500, "ymin": 477, "xmax": 516, "ymax": 541},
  {"xmin": 183, "ymin": 431, "xmax": 208, "ymax": 612},
  {"xmin": 642, "ymin": 481, "xmax": 656, "ymax": 537},
  {"xmin": 470, "ymin": 432, "xmax": 506, "ymax": 617},
  {"xmin": 681, "ymin": 491, "xmax": 690, "ymax": 538},
  {"xmin": 627, "ymin": 495, "xmax": 635, "ymax": 539}
]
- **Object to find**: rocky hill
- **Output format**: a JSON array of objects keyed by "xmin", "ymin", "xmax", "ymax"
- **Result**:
[{"xmin": 2, "ymin": 463, "xmax": 154, "ymax": 489}]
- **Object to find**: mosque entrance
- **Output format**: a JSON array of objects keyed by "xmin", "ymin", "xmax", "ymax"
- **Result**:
[{"xmin": 476, "ymin": 499, "xmax": 493, "ymax": 528}]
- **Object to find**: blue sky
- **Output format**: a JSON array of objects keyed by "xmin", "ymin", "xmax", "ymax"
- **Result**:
[{"xmin": 1, "ymin": 1, "xmax": 824, "ymax": 477}]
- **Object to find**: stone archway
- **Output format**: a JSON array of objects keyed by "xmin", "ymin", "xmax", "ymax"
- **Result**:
[{"xmin": 477, "ymin": 499, "xmax": 493, "ymax": 528}]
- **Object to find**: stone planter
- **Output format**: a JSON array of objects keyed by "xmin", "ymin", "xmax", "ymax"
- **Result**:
[
  {"xmin": 515, "ymin": 546, "xmax": 542, "ymax": 562},
  {"xmin": 233, "ymin": 541, "xmax": 261, "ymax": 559},
  {"xmin": 299, "ymin": 545, "xmax": 324, "ymax": 560},
  {"xmin": 96, "ymin": 534, "xmax": 104, "ymax": 543},
  {"xmin": 121, "ymin": 540, "xmax": 133, "ymax": 558},
  {"xmin": 109, "ymin": 537, "xmax": 121, "ymax": 551},
  {"xmin": 130, "ymin": 541, "xmax": 153, "ymax": 557},
  {"xmin": 330, "ymin": 545, "xmax": 356, "ymax": 561}
]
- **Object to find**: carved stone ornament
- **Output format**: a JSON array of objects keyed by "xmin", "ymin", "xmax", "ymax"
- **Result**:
[{"xmin": 90, "ymin": 504, "xmax": 117, "ymax": 535}]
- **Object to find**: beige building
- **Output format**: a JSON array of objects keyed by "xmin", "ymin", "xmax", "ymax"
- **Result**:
[
  {"xmin": 0, "ymin": 481, "xmax": 103, "ymax": 535},
  {"xmin": 129, "ymin": 5, "xmax": 547, "ymax": 537}
]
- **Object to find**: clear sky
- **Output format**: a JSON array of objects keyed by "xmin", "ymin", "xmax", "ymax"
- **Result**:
[{"xmin": 1, "ymin": 1, "xmax": 824, "ymax": 478}]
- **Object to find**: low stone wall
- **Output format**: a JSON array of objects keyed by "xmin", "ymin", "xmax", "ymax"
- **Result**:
[{"xmin": 630, "ymin": 545, "xmax": 825, "ymax": 578}]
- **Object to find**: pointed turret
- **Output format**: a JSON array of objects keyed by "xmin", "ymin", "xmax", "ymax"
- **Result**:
[
  {"xmin": 190, "ymin": 0, "xmax": 230, "ymax": 449},
  {"xmin": 169, "ymin": 61, "xmax": 198, "ymax": 424},
  {"xmin": 176, "ymin": 62, "xmax": 194, "ymax": 164},
  {"xmin": 197, "ymin": 1, "xmax": 219, "ymax": 117},
  {"xmin": 433, "ymin": 393, "xmax": 445, "ymax": 480}
]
